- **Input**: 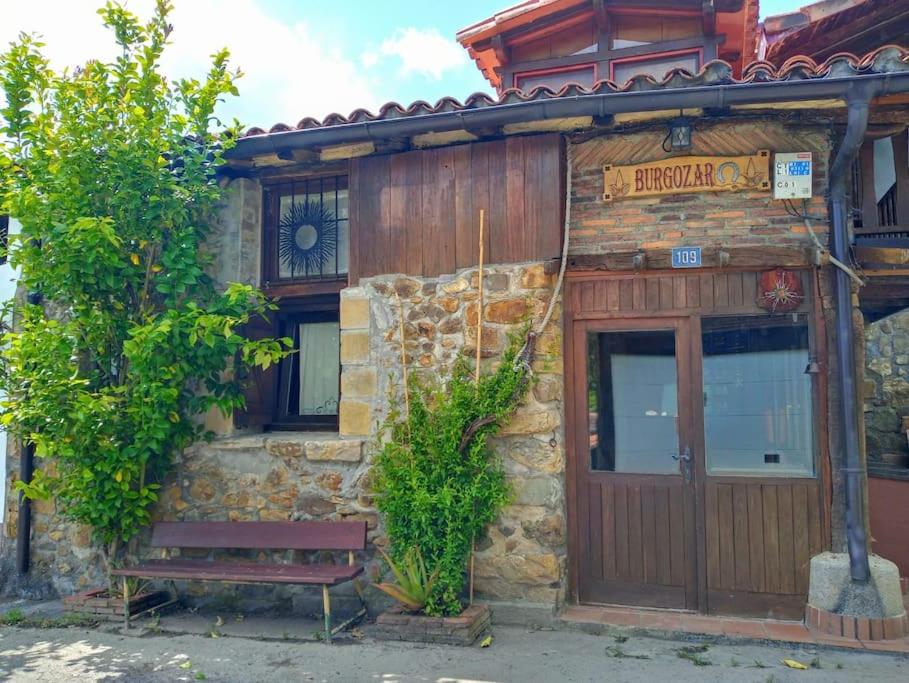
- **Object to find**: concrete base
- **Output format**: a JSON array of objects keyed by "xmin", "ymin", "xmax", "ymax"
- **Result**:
[
  {"xmin": 485, "ymin": 599, "xmax": 557, "ymax": 628},
  {"xmin": 807, "ymin": 552, "xmax": 905, "ymax": 618}
]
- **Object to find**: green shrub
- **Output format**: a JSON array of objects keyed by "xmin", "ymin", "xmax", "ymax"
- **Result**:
[{"xmin": 371, "ymin": 329, "xmax": 531, "ymax": 616}]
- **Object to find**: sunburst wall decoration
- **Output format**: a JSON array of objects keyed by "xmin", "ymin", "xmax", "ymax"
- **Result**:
[{"xmin": 278, "ymin": 200, "xmax": 338, "ymax": 276}]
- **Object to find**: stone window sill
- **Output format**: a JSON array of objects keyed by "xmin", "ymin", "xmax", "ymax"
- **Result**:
[{"xmin": 207, "ymin": 432, "xmax": 364, "ymax": 463}]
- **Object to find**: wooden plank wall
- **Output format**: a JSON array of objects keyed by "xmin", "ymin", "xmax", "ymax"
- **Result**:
[
  {"xmin": 349, "ymin": 134, "xmax": 564, "ymax": 280},
  {"xmin": 586, "ymin": 479, "xmax": 687, "ymax": 589},
  {"xmin": 567, "ymin": 270, "xmax": 812, "ymax": 316},
  {"xmin": 705, "ymin": 480, "xmax": 823, "ymax": 596}
]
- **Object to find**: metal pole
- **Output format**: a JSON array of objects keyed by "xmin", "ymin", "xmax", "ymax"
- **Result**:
[
  {"xmin": 15, "ymin": 287, "xmax": 41, "ymax": 575},
  {"xmin": 827, "ymin": 89, "xmax": 873, "ymax": 582}
]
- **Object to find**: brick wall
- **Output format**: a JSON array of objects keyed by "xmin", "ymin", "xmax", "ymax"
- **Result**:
[{"xmin": 569, "ymin": 122, "xmax": 831, "ymax": 255}]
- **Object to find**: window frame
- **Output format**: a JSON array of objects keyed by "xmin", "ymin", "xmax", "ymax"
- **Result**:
[
  {"xmin": 268, "ymin": 294, "xmax": 341, "ymax": 432},
  {"xmin": 261, "ymin": 175, "xmax": 349, "ymax": 295},
  {"xmin": 513, "ymin": 63, "xmax": 598, "ymax": 91},
  {"xmin": 608, "ymin": 47, "xmax": 703, "ymax": 83},
  {"xmin": 699, "ymin": 313, "xmax": 816, "ymax": 478}
]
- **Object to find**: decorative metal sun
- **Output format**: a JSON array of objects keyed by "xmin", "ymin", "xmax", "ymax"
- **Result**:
[
  {"xmin": 278, "ymin": 200, "xmax": 338, "ymax": 276},
  {"xmin": 758, "ymin": 268, "xmax": 804, "ymax": 313}
]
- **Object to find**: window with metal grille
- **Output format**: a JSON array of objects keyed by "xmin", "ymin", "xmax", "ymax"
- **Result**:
[{"xmin": 263, "ymin": 176, "xmax": 348, "ymax": 285}]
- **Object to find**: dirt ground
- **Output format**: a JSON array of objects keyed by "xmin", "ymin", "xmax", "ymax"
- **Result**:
[{"xmin": 1, "ymin": 622, "xmax": 908, "ymax": 682}]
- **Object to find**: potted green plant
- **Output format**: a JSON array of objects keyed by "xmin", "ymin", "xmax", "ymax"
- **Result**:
[{"xmin": 370, "ymin": 329, "xmax": 532, "ymax": 644}]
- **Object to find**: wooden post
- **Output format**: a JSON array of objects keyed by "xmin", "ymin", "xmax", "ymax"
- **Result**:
[
  {"xmin": 322, "ymin": 583, "xmax": 332, "ymax": 643},
  {"xmin": 476, "ymin": 209, "xmax": 485, "ymax": 385},
  {"xmin": 395, "ymin": 292, "xmax": 411, "ymax": 425},
  {"xmin": 470, "ymin": 208, "xmax": 486, "ymax": 603},
  {"xmin": 122, "ymin": 576, "xmax": 130, "ymax": 630},
  {"xmin": 469, "ymin": 537, "xmax": 475, "ymax": 605}
]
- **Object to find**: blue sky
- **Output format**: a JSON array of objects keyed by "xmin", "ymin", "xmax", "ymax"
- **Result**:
[{"xmin": 3, "ymin": 0, "xmax": 806, "ymax": 132}]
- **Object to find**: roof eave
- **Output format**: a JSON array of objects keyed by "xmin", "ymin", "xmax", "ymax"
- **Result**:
[{"xmin": 228, "ymin": 71, "xmax": 909, "ymax": 161}]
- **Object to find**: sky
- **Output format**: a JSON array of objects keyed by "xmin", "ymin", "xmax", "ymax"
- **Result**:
[{"xmin": 1, "ymin": 0, "xmax": 806, "ymax": 132}]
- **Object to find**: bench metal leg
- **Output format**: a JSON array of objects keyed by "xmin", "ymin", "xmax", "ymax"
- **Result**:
[
  {"xmin": 122, "ymin": 576, "xmax": 130, "ymax": 630},
  {"xmin": 322, "ymin": 584, "xmax": 332, "ymax": 643}
]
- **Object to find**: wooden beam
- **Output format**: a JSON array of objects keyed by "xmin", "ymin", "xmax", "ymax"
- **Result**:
[
  {"xmin": 859, "ymin": 141, "xmax": 880, "ymax": 231},
  {"xmin": 854, "ymin": 245, "xmax": 909, "ymax": 266},
  {"xmin": 592, "ymin": 0, "xmax": 610, "ymax": 32},
  {"xmin": 567, "ymin": 245, "xmax": 814, "ymax": 271},
  {"xmin": 894, "ymin": 129, "xmax": 909, "ymax": 226},
  {"xmin": 702, "ymin": 0, "xmax": 716, "ymax": 37},
  {"xmin": 491, "ymin": 35, "xmax": 509, "ymax": 66}
]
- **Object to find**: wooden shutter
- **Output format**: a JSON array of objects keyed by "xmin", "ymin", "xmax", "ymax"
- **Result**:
[{"xmin": 234, "ymin": 312, "xmax": 277, "ymax": 429}]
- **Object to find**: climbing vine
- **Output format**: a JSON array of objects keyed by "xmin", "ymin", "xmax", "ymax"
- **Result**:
[{"xmin": 371, "ymin": 328, "xmax": 533, "ymax": 616}]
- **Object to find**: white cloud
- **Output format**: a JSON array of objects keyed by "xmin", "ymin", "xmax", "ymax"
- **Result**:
[
  {"xmin": 366, "ymin": 27, "xmax": 466, "ymax": 81},
  {"xmin": 0, "ymin": 0, "xmax": 381, "ymax": 129}
]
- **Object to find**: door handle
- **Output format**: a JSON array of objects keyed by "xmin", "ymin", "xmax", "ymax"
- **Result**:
[{"xmin": 672, "ymin": 446, "xmax": 692, "ymax": 482}]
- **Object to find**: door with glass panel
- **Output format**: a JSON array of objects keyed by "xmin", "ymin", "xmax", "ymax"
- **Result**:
[
  {"xmin": 698, "ymin": 314, "xmax": 824, "ymax": 618},
  {"xmin": 574, "ymin": 318, "xmax": 698, "ymax": 609}
]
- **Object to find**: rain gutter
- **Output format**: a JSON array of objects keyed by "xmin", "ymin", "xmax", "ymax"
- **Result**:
[{"xmin": 229, "ymin": 72, "xmax": 909, "ymax": 159}]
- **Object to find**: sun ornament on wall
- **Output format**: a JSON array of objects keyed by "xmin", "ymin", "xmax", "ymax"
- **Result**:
[
  {"xmin": 757, "ymin": 268, "xmax": 803, "ymax": 313},
  {"xmin": 278, "ymin": 200, "xmax": 338, "ymax": 276}
]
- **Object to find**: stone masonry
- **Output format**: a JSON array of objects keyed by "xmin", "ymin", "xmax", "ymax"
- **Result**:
[
  {"xmin": 864, "ymin": 310, "xmax": 909, "ymax": 464},
  {"xmin": 340, "ymin": 262, "xmax": 566, "ymax": 606}
]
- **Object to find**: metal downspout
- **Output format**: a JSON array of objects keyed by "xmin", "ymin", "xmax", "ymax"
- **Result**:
[
  {"xmin": 827, "ymin": 87, "xmax": 874, "ymax": 583},
  {"xmin": 15, "ymin": 287, "xmax": 41, "ymax": 575}
]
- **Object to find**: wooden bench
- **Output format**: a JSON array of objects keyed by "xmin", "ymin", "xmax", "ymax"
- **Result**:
[{"xmin": 111, "ymin": 520, "xmax": 368, "ymax": 641}]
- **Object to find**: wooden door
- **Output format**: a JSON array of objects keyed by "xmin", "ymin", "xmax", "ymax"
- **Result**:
[
  {"xmin": 694, "ymin": 313, "xmax": 825, "ymax": 619},
  {"xmin": 572, "ymin": 317, "xmax": 698, "ymax": 609}
]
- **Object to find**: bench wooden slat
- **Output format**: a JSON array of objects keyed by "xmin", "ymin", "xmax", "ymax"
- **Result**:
[
  {"xmin": 149, "ymin": 521, "xmax": 367, "ymax": 551},
  {"xmin": 111, "ymin": 559, "xmax": 363, "ymax": 586}
]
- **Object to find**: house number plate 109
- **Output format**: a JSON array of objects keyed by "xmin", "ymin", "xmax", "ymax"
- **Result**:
[{"xmin": 672, "ymin": 246, "xmax": 702, "ymax": 268}]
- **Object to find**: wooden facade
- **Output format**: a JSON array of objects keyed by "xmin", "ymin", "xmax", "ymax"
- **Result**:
[{"xmin": 348, "ymin": 134, "xmax": 565, "ymax": 281}]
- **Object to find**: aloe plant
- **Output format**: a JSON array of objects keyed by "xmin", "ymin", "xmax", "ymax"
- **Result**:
[{"xmin": 373, "ymin": 546, "xmax": 440, "ymax": 613}]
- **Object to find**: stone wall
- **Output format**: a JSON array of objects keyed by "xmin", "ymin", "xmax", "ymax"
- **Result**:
[
  {"xmin": 865, "ymin": 310, "xmax": 909, "ymax": 464},
  {"xmin": 339, "ymin": 262, "xmax": 566, "ymax": 606}
]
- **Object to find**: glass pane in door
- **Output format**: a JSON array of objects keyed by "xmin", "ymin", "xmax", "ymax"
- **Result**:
[
  {"xmin": 702, "ymin": 315, "xmax": 814, "ymax": 476},
  {"xmin": 587, "ymin": 330, "xmax": 679, "ymax": 473}
]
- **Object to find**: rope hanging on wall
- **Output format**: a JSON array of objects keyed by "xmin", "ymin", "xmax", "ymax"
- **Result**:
[{"xmin": 278, "ymin": 200, "xmax": 338, "ymax": 276}]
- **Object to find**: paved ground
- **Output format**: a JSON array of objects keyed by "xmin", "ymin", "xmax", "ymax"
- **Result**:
[{"xmin": 1, "ymin": 622, "xmax": 908, "ymax": 682}]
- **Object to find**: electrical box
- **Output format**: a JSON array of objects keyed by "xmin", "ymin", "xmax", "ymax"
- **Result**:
[{"xmin": 773, "ymin": 152, "xmax": 813, "ymax": 199}]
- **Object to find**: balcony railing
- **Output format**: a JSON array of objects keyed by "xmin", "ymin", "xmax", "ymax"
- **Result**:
[{"xmin": 852, "ymin": 130, "xmax": 908, "ymax": 244}]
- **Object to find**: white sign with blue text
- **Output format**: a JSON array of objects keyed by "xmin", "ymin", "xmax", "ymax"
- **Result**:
[
  {"xmin": 773, "ymin": 152, "xmax": 813, "ymax": 199},
  {"xmin": 672, "ymin": 246, "xmax": 702, "ymax": 268}
]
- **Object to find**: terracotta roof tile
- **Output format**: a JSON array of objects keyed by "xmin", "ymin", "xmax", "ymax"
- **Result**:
[{"xmin": 240, "ymin": 46, "xmax": 909, "ymax": 139}]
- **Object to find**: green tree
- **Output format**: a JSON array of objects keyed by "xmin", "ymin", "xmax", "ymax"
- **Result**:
[{"xmin": 0, "ymin": 1, "xmax": 288, "ymax": 575}]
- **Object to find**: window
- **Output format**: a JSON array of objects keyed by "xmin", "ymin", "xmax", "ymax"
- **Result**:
[
  {"xmin": 238, "ymin": 295, "xmax": 341, "ymax": 431},
  {"xmin": 263, "ymin": 176, "xmax": 348, "ymax": 285},
  {"xmin": 611, "ymin": 50, "xmax": 700, "ymax": 83},
  {"xmin": 588, "ymin": 329, "xmax": 680, "ymax": 473},
  {"xmin": 701, "ymin": 315, "xmax": 814, "ymax": 477},
  {"xmin": 515, "ymin": 65, "xmax": 596, "ymax": 92},
  {"xmin": 611, "ymin": 15, "xmax": 702, "ymax": 49},
  {"xmin": 511, "ymin": 21, "xmax": 598, "ymax": 62},
  {"xmin": 274, "ymin": 304, "xmax": 340, "ymax": 429}
]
